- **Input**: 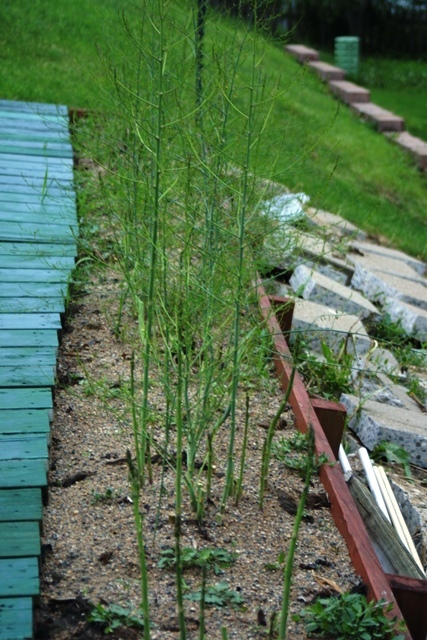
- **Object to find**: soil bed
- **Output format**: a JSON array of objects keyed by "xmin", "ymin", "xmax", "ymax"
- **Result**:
[{"xmin": 35, "ymin": 269, "xmax": 361, "ymax": 639}]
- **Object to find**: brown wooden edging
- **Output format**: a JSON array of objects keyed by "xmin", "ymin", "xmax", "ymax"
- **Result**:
[{"xmin": 257, "ymin": 284, "xmax": 427, "ymax": 639}]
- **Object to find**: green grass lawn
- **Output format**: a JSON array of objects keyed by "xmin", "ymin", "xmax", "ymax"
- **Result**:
[{"xmin": 1, "ymin": 0, "xmax": 426, "ymax": 260}]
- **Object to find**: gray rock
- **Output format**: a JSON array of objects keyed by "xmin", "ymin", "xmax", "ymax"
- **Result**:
[
  {"xmin": 289, "ymin": 264, "xmax": 380, "ymax": 321},
  {"xmin": 290, "ymin": 299, "xmax": 371, "ymax": 356},
  {"xmin": 389, "ymin": 478, "xmax": 426, "ymax": 567},
  {"xmin": 349, "ymin": 240, "xmax": 426, "ymax": 277},
  {"xmin": 383, "ymin": 297, "xmax": 427, "ymax": 342},
  {"xmin": 351, "ymin": 264, "xmax": 400, "ymax": 306},
  {"xmin": 341, "ymin": 393, "xmax": 427, "ymax": 468}
]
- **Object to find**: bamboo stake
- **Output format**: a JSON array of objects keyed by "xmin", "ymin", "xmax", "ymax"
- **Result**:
[{"xmin": 347, "ymin": 473, "xmax": 425, "ymax": 579}]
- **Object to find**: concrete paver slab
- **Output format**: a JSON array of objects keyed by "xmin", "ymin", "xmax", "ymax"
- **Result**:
[
  {"xmin": 351, "ymin": 102, "xmax": 404, "ymax": 132},
  {"xmin": 329, "ymin": 80, "xmax": 370, "ymax": 104},
  {"xmin": 341, "ymin": 393, "xmax": 427, "ymax": 467},
  {"xmin": 285, "ymin": 44, "xmax": 319, "ymax": 63},
  {"xmin": 307, "ymin": 61, "xmax": 345, "ymax": 81},
  {"xmin": 290, "ymin": 298, "xmax": 372, "ymax": 355},
  {"xmin": 351, "ymin": 264, "xmax": 427, "ymax": 310},
  {"xmin": 289, "ymin": 264, "xmax": 380, "ymax": 321},
  {"xmin": 349, "ymin": 240, "xmax": 426, "ymax": 277}
]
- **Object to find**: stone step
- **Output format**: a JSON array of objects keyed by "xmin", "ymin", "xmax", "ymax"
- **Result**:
[
  {"xmin": 351, "ymin": 263, "xmax": 427, "ymax": 311},
  {"xmin": 284, "ymin": 44, "xmax": 319, "ymax": 63},
  {"xmin": 287, "ymin": 298, "xmax": 372, "ymax": 356},
  {"xmin": 383, "ymin": 297, "xmax": 427, "ymax": 343},
  {"xmin": 307, "ymin": 60, "xmax": 345, "ymax": 81},
  {"xmin": 351, "ymin": 102, "xmax": 404, "ymax": 132},
  {"xmin": 305, "ymin": 207, "xmax": 367, "ymax": 241},
  {"xmin": 341, "ymin": 393, "xmax": 427, "ymax": 468},
  {"xmin": 288, "ymin": 231, "xmax": 354, "ymax": 280},
  {"xmin": 289, "ymin": 264, "xmax": 380, "ymax": 321},
  {"xmin": 348, "ymin": 240, "xmax": 426, "ymax": 278},
  {"xmin": 329, "ymin": 80, "xmax": 370, "ymax": 105},
  {"xmin": 390, "ymin": 131, "xmax": 427, "ymax": 170}
]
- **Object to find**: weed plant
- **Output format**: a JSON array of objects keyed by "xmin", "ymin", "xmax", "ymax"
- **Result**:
[{"xmin": 294, "ymin": 592, "xmax": 406, "ymax": 640}]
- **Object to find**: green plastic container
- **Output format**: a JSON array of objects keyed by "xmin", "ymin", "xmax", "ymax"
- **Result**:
[{"xmin": 335, "ymin": 36, "xmax": 359, "ymax": 75}]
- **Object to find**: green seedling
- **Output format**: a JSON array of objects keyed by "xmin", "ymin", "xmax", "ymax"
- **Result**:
[
  {"xmin": 184, "ymin": 582, "xmax": 244, "ymax": 609},
  {"xmin": 88, "ymin": 602, "xmax": 145, "ymax": 634},
  {"xmin": 298, "ymin": 339, "xmax": 354, "ymax": 401},
  {"xmin": 293, "ymin": 593, "xmax": 406, "ymax": 640},
  {"xmin": 272, "ymin": 431, "xmax": 329, "ymax": 474},
  {"xmin": 264, "ymin": 551, "xmax": 285, "ymax": 571},
  {"xmin": 91, "ymin": 487, "xmax": 116, "ymax": 504},
  {"xmin": 371, "ymin": 441, "xmax": 413, "ymax": 480},
  {"xmin": 158, "ymin": 547, "xmax": 237, "ymax": 575}
]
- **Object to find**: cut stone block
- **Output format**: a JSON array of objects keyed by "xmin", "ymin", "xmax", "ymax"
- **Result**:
[
  {"xmin": 369, "ymin": 348, "xmax": 400, "ymax": 377},
  {"xmin": 305, "ymin": 207, "xmax": 367, "ymax": 241},
  {"xmin": 341, "ymin": 393, "xmax": 427, "ymax": 467},
  {"xmin": 284, "ymin": 44, "xmax": 319, "ymax": 63},
  {"xmin": 303, "ymin": 260, "xmax": 349, "ymax": 286},
  {"xmin": 290, "ymin": 298, "xmax": 371, "ymax": 356},
  {"xmin": 287, "ymin": 231, "xmax": 354, "ymax": 279},
  {"xmin": 349, "ymin": 240, "xmax": 426, "ymax": 278},
  {"xmin": 389, "ymin": 478, "xmax": 427, "ymax": 564},
  {"xmin": 351, "ymin": 264, "xmax": 427, "ymax": 310},
  {"xmin": 329, "ymin": 80, "xmax": 370, "ymax": 105},
  {"xmin": 391, "ymin": 131, "xmax": 427, "ymax": 170},
  {"xmin": 307, "ymin": 60, "xmax": 345, "ymax": 81},
  {"xmin": 357, "ymin": 370, "xmax": 420, "ymax": 411},
  {"xmin": 383, "ymin": 297, "xmax": 427, "ymax": 342},
  {"xmin": 351, "ymin": 102, "xmax": 404, "ymax": 132},
  {"xmin": 289, "ymin": 264, "xmax": 380, "ymax": 321}
]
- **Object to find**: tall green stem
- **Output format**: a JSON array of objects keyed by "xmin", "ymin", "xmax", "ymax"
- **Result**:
[{"xmin": 279, "ymin": 427, "xmax": 316, "ymax": 640}]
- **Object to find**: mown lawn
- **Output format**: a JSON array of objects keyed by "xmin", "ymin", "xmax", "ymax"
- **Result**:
[{"xmin": 1, "ymin": 0, "xmax": 426, "ymax": 259}]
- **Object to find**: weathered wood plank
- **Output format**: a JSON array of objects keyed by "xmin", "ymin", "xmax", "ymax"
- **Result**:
[
  {"xmin": 0, "ymin": 182, "xmax": 74, "ymax": 197},
  {"xmin": 0, "ymin": 523, "xmax": 41, "ymax": 558},
  {"xmin": 0, "ymin": 282, "xmax": 67, "ymax": 297},
  {"xmin": 0, "ymin": 409, "xmax": 51, "ymax": 434},
  {"xmin": 0, "ymin": 558, "xmax": 39, "ymax": 597},
  {"xmin": 0, "ymin": 152, "xmax": 73, "ymax": 167},
  {"xmin": 0, "ymin": 159, "xmax": 72, "ymax": 176},
  {"xmin": 0, "ymin": 314, "xmax": 61, "ymax": 330},
  {"xmin": 0, "ymin": 142, "xmax": 72, "ymax": 159},
  {"xmin": 0, "ymin": 388, "xmax": 53, "ymax": 410},
  {"xmin": 0, "ymin": 268, "xmax": 70, "ymax": 283},
  {"xmin": 0, "ymin": 597, "xmax": 33, "ymax": 640},
  {"xmin": 0, "ymin": 99, "xmax": 68, "ymax": 115},
  {"xmin": 0, "ymin": 211, "xmax": 77, "ymax": 226},
  {"xmin": 0, "ymin": 330, "xmax": 58, "ymax": 348},
  {"xmin": 0, "ymin": 119, "xmax": 67, "ymax": 135},
  {"xmin": 0, "ymin": 348, "xmax": 57, "ymax": 365},
  {"xmin": 0, "ymin": 460, "xmax": 47, "ymax": 491},
  {"xmin": 0, "ymin": 298, "xmax": 65, "ymax": 314},
  {"xmin": 0, "ymin": 191, "xmax": 75, "ymax": 206},
  {"xmin": 0, "ymin": 164, "xmax": 73, "ymax": 180},
  {"xmin": 0, "ymin": 435, "xmax": 48, "ymax": 460},
  {"xmin": 0, "ymin": 127, "xmax": 68, "ymax": 141},
  {"xmin": 0, "ymin": 241, "xmax": 77, "ymax": 257},
  {"xmin": 0, "ymin": 489, "xmax": 43, "ymax": 523},
  {"xmin": 0, "ymin": 203, "xmax": 76, "ymax": 219},
  {"xmin": 0, "ymin": 256, "xmax": 74, "ymax": 270},
  {"xmin": 0, "ymin": 222, "xmax": 76, "ymax": 243},
  {"xmin": 0, "ymin": 174, "xmax": 72, "ymax": 187},
  {"xmin": 0, "ymin": 366, "xmax": 55, "ymax": 388}
]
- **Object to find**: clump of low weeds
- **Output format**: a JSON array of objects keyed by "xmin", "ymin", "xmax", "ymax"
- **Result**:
[
  {"xmin": 158, "ymin": 546, "xmax": 237, "ymax": 575},
  {"xmin": 88, "ymin": 602, "xmax": 146, "ymax": 635},
  {"xmin": 293, "ymin": 593, "xmax": 407, "ymax": 640}
]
